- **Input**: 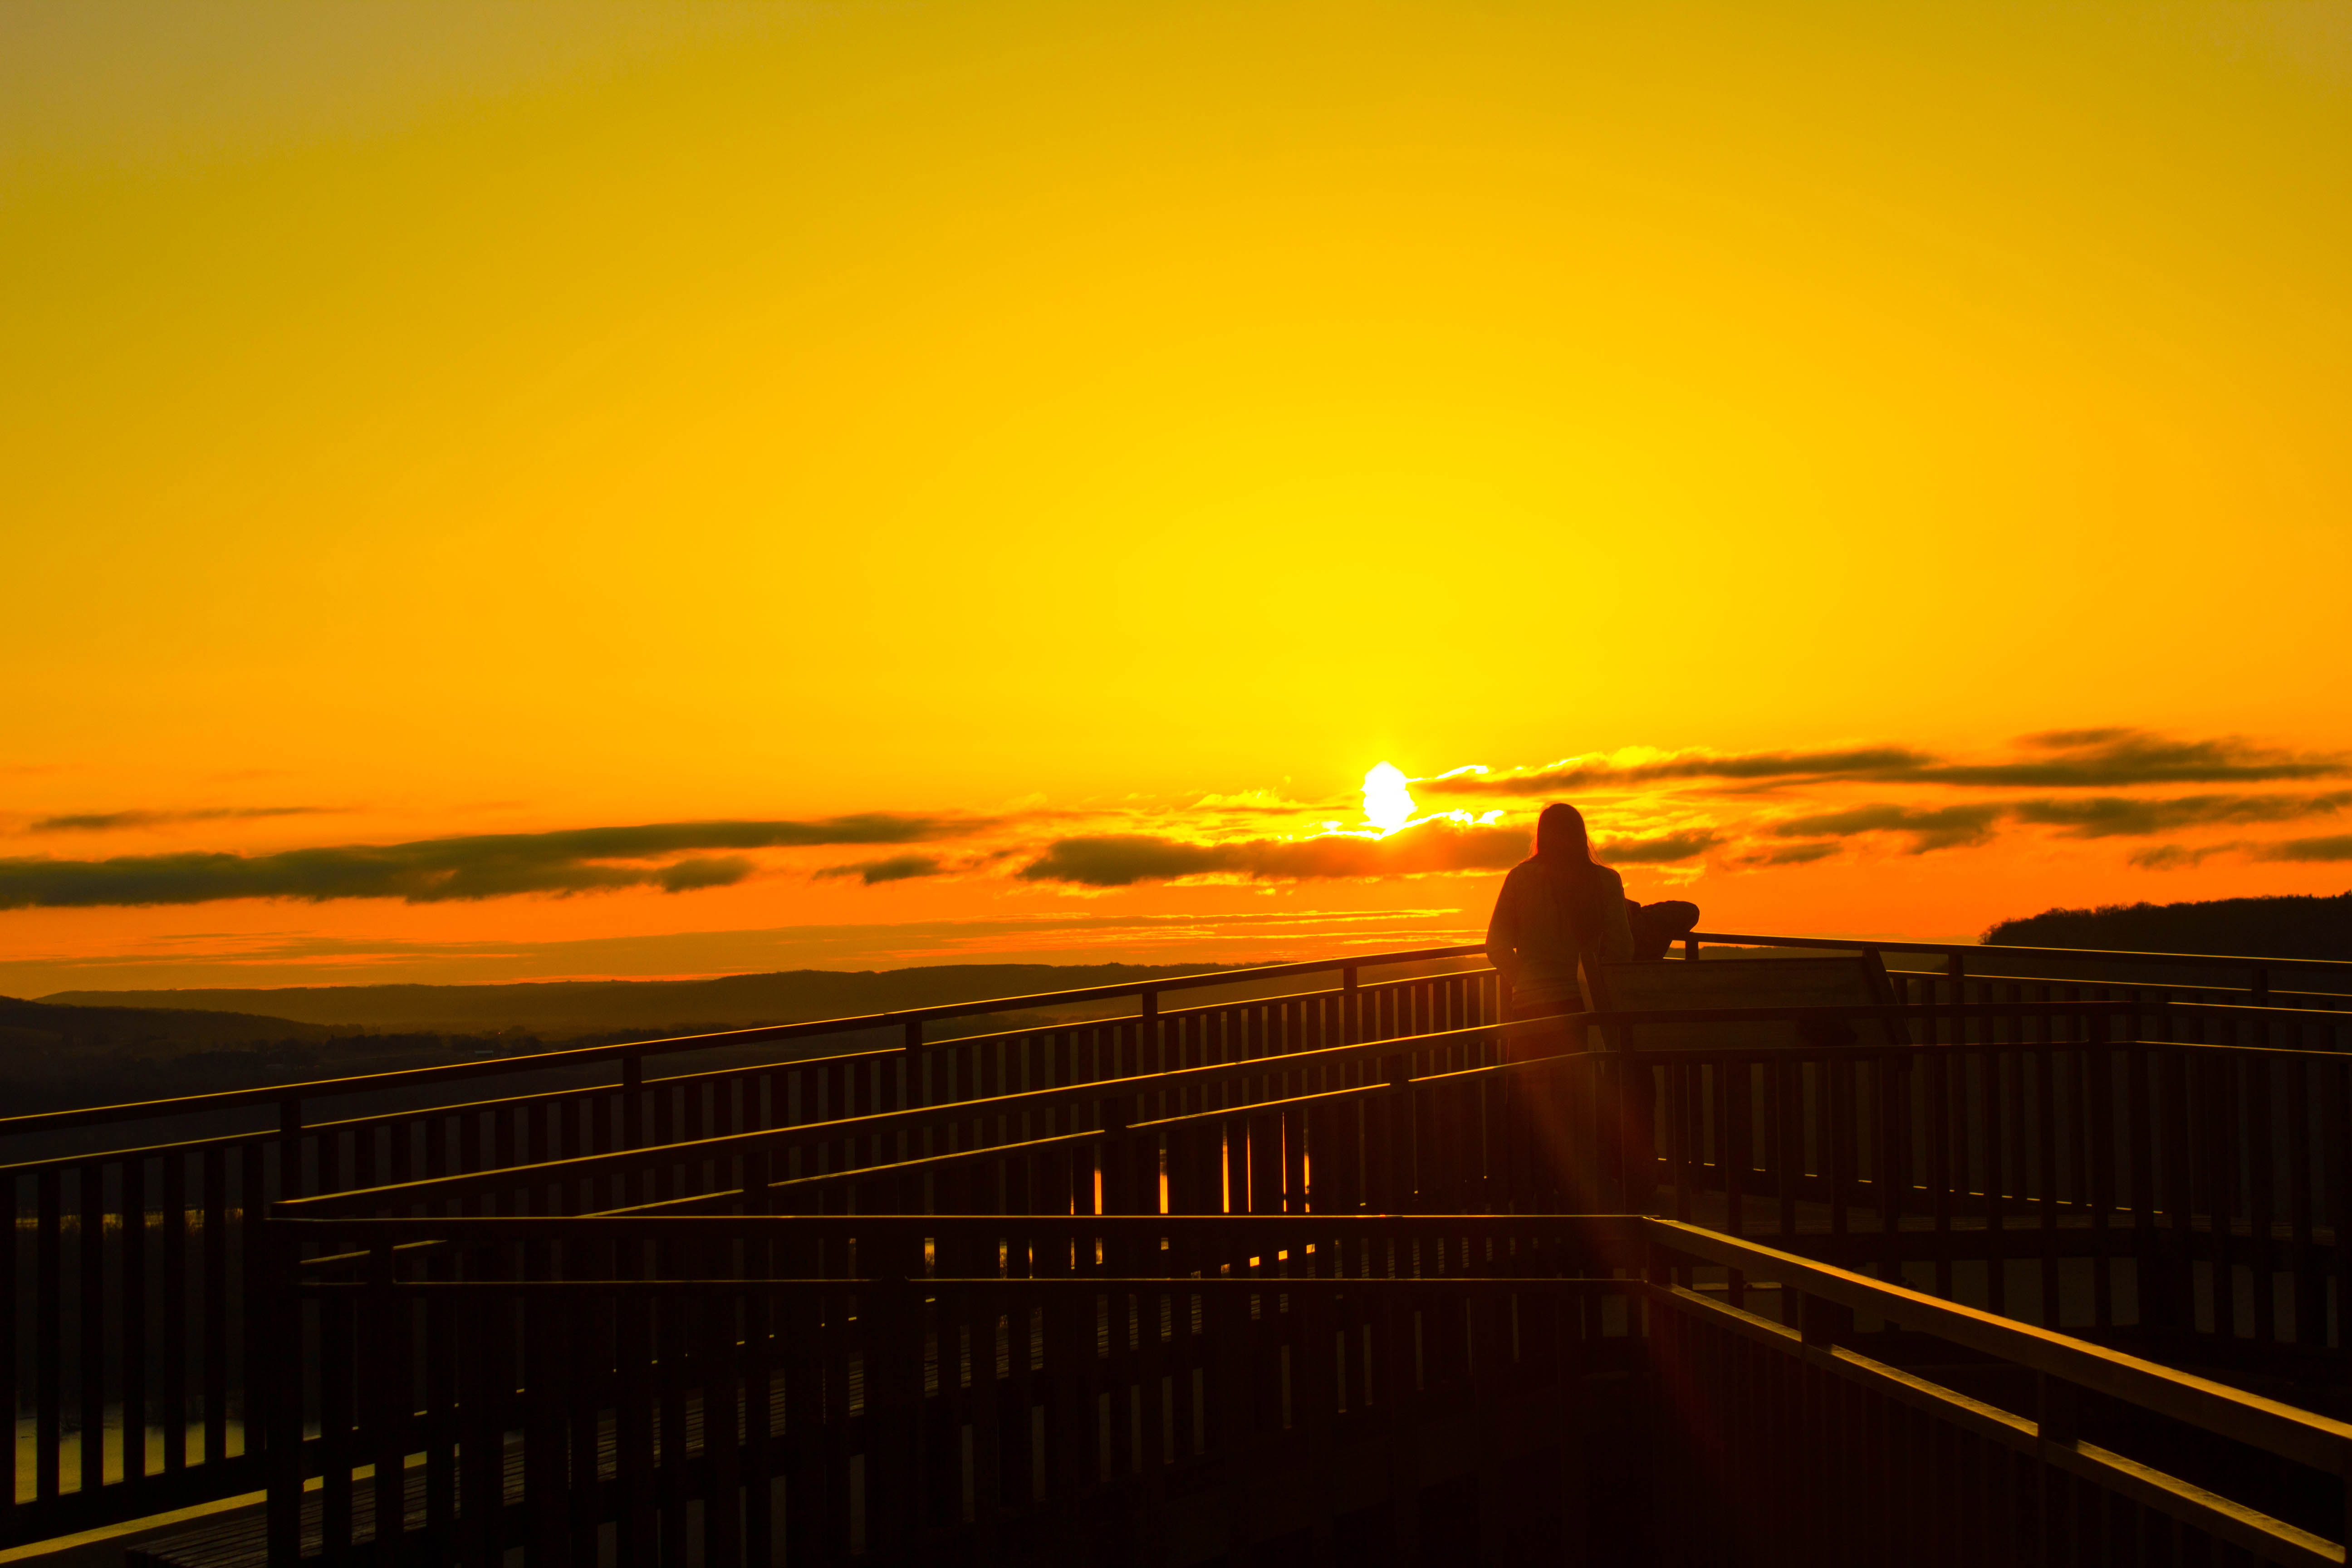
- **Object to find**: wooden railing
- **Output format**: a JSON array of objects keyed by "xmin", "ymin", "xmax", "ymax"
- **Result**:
[
  {"xmin": 1692, "ymin": 929, "xmax": 2352, "ymax": 1014},
  {"xmin": 15, "ymin": 930, "xmax": 2352, "ymax": 1552},
  {"xmin": 1634, "ymin": 1001, "xmax": 2352, "ymax": 1366},
  {"xmin": 267, "ymin": 1212, "xmax": 1632, "ymax": 1566},
  {"xmin": 1645, "ymin": 1218, "xmax": 2352, "ymax": 1566},
  {"xmin": 2, "ymin": 946, "xmax": 1492, "ymax": 1546},
  {"xmin": 258, "ymin": 1207, "xmax": 2352, "ymax": 1565}
]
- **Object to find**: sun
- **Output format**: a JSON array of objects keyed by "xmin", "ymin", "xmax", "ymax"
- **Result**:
[{"xmin": 1362, "ymin": 763, "xmax": 1416, "ymax": 836}]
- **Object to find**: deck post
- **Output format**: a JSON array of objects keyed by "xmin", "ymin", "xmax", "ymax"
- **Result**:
[{"xmin": 262, "ymin": 1219, "xmax": 303, "ymax": 1567}]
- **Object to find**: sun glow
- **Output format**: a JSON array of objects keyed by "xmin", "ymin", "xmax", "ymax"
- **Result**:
[{"xmin": 1362, "ymin": 763, "xmax": 1415, "ymax": 836}]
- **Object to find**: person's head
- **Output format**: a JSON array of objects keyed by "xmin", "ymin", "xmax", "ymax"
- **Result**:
[{"xmin": 1534, "ymin": 802, "xmax": 1598, "ymax": 864}]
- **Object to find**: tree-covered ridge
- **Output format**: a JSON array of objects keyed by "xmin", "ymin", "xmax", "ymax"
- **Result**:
[{"xmin": 1985, "ymin": 892, "xmax": 2352, "ymax": 960}]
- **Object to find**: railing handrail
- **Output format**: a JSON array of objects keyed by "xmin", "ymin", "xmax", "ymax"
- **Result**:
[
  {"xmin": 268, "ymin": 995, "xmax": 2255, "ymax": 1218},
  {"xmin": 0, "ymin": 941, "xmax": 1488, "ymax": 1138},
  {"xmin": 1644, "ymin": 1217, "xmax": 2352, "ymax": 1476},
  {"xmin": 12, "ymin": 925, "xmax": 2346, "ymax": 1143},
  {"xmin": 261, "ymin": 1204, "xmax": 2352, "ymax": 1480},
  {"xmin": 267, "ymin": 1009, "xmax": 1567, "ymax": 1215},
  {"xmin": 269, "ymin": 1210, "xmax": 1644, "ymax": 1242},
  {"xmin": 1694, "ymin": 929, "xmax": 2352, "ymax": 979}
]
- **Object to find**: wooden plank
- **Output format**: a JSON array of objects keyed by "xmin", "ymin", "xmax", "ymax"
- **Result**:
[
  {"xmin": 2203, "ymin": 1053, "xmax": 2236, "ymax": 1340},
  {"xmin": 2087, "ymin": 1026, "xmax": 2116, "ymax": 1332},
  {"xmin": 1877, "ymin": 1053, "xmax": 1905, "ymax": 1285},
  {"xmin": 1985, "ymin": 1040, "xmax": 2009, "ymax": 1319},
  {"xmin": 1928, "ymin": 1043, "xmax": 1954, "ymax": 1300},
  {"xmin": 78, "ymin": 1162, "xmax": 105, "ymax": 1505},
  {"xmin": 2124, "ymin": 1040, "xmax": 2158, "ymax": 1335},
  {"xmin": 2162, "ymin": 1048, "xmax": 2196, "ymax": 1343},
  {"xmin": 368, "ymin": 1244, "xmax": 407, "ymax": 1562},
  {"xmin": 0, "ymin": 1176, "xmax": 15, "ymax": 1541},
  {"xmin": 1774, "ymin": 1057, "xmax": 1799, "ymax": 1246},
  {"xmin": 318, "ymin": 1289, "xmax": 354, "ymax": 1558},
  {"xmin": 2035, "ymin": 1033, "xmax": 2061, "ymax": 1329},
  {"xmin": 201, "ymin": 1147, "xmax": 227, "ymax": 1475},
  {"xmin": 2328, "ymin": 1057, "xmax": 2352, "ymax": 1356},
  {"xmin": 122, "ymin": 1155, "xmax": 149, "ymax": 1487},
  {"xmin": 162, "ymin": 1151, "xmax": 188, "ymax": 1477},
  {"xmin": 2249, "ymin": 1055, "xmax": 2279, "ymax": 1344}
]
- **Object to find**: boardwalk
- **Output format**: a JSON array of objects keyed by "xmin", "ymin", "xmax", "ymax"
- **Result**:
[{"xmin": 5, "ymin": 930, "xmax": 2347, "ymax": 1564}]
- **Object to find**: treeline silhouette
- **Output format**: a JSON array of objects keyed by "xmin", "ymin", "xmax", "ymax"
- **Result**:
[{"xmin": 1986, "ymin": 890, "xmax": 2352, "ymax": 960}]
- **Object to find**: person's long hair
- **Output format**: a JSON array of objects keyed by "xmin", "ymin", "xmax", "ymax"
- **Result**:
[
  {"xmin": 1532, "ymin": 802, "xmax": 1612, "ymax": 952},
  {"xmin": 1534, "ymin": 803, "xmax": 1602, "ymax": 866}
]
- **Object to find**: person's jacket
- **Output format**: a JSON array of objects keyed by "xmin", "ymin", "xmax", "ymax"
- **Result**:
[{"xmin": 1485, "ymin": 857, "xmax": 1635, "ymax": 1013}]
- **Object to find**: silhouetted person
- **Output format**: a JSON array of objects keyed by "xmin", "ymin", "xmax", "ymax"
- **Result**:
[
  {"xmin": 1486, "ymin": 804, "xmax": 1634, "ymax": 1025},
  {"xmin": 1628, "ymin": 896, "xmax": 1701, "ymax": 960},
  {"xmin": 1486, "ymin": 804, "xmax": 1706, "ymax": 1029}
]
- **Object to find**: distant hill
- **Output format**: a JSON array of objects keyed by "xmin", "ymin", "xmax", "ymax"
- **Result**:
[
  {"xmin": 1984, "ymin": 892, "xmax": 2352, "ymax": 961},
  {"xmin": 2, "ymin": 962, "xmax": 1246, "ymax": 1121},
  {"xmin": 0, "ymin": 995, "xmax": 329, "ymax": 1050},
  {"xmin": 39, "ymin": 962, "xmax": 1235, "ymax": 1037},
  {"xmin": 0, "ymin": 995, "xmax": 344, "ymax": 1117}
]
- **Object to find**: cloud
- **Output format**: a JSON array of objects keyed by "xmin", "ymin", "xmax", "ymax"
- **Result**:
[
  {"xmin": 655, "ymin": 856, "xmax": 755, "ymax": 892},
  {"xmin": 2010, "ymin": 792, "xmax": 2352, "ymax": 838},
  {"xmin": 1018, "ymin": 818, "xmax": 1533, "ymax": 887},
  {"xmin": 2128, "ymin": 843, "xmax": 2237, "ymax": 871},
  {"xmin": 1017, "ymin": 837, "xmax": 1231, "ymax": 887},
  {"xmin": 1906, "ymin": 730, "xmax": 2345, "ymax": 789},
  {"xmin": 1598, "ymin": 829, "xmax": 1723, "ymax": 863},
  {"xmin": 1418, "ymin": 730, "xmax": 2347, "ymax": 798},
  {"xmin": 814, "ymin": 854, "xmax": 945, "ymax": 885},
  {"xmin": 1421, "ymin": 745, "xmax": 1935, "ymax": 795},
  {"xmin": 2256, "ymin": 835, "xmax": 2352, "ymax": 863},
  {"xmin": 0, "ymin": 814, "xmax": 985, "ymax": 909},
  {"xmin": 1753, "ymin": 789, "xmax": 2351, "ymax": 862},
  {"xmin": 30, "ymin": 806, "xmax": 332, "ymax": 832},
  {"xmin": 1012, "ymin": 818, "xmax": 1728, "ymax": 887},
  {"xmin": 1747, "ymin": 841, "xmax": 1842, "ymax": 867},
  {"xmin": 1771, "ymin": 804, "xmax": 2003, "ymax": 853}
]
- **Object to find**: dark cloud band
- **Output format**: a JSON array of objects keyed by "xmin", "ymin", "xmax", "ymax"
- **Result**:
[
  {"xmin": 1600, "ymin": 830, "xmax": 1723, "ymax": 863},
  {"xmin": 1903, "ymin": 731, "xmax": 2344, "ymax": 789},
  {"xmin": 1771, "ymin": 804, "xmax": 2003, "ymax": 853},
  {"xmin": 31, "ymin": 806, "xmax": 331, "ymax": 833},
  {"xmin": 2011, "ymin": 792, "xmax": 2351, "ymax": 838},
  {"xmin": 1015, "ymin": 819, "xmax": 1715, "ymax": 887},
  {"xmin": 814, "ymin": 854, "xmax": 946, "ymax": 885},
  {"xmin": 1422, "ymin": 730, "xmax": 2345, "ymax": 797},
  {"xmin": 1017, "ymin": 821, "xmax": 1529, "ymax": 887},
  {"xmin": 0, "ymin": 815, "xmax": 984, "ymax": 909},
  {"xmin": 1422, "ymin": 747, "xmax": 1934, "ymax": 795},
  {"xmin": 1769, "ymin": 791, "xmax": 2352, "ymax": 858},
  {"xmin": 2258, "ymin": 835, "xmax": 2352, "ymax": 864}
]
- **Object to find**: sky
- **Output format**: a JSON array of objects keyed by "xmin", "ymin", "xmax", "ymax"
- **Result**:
[{"xmin": 3, "ymin": 1, "xmax": 2348, "ymax": 995}]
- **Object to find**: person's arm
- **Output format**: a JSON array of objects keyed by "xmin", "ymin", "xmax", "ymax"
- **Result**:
[{"xmin": 1485, "ymin": 873, "xmax": 1524, "ymax": 992}]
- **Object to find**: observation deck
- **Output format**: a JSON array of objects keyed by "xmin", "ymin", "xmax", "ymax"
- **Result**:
[{"xmin": 6, "ymin": 932, "xmax": 2352, "ymax": 1565}]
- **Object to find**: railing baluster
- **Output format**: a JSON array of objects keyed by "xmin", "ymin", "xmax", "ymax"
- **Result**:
[
  {"xmin": 121, "ymin": 1154, "xmax": 147, "ymax": 1490},
  {"xmin": 2087, "ymin": 1016, "xmax": 2116, "ymax": 1332},
  {"xmin": 2250, "ymin": 1053, "xmax": 2280, "ymax": 1344},
  {"xmin": 161, "ymin": 1150, "xmax": 187, "ymax": 1476},
  {"xmin": 76, "ymin": 1163, "xmax": 103, "ymax": 1501},
  {"xmin": 2035, "ymin": 1017, "xmax": 2061, "ymax": 1328}
]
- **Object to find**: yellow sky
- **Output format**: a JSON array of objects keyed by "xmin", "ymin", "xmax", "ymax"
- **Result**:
[{"xmin": 4, "ymin": 2, "xmax": 2348, "ymax": 991}]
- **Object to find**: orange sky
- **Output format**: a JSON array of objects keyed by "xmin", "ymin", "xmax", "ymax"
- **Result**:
[{"xmin": 4, "ymin": 2, "xmax": 2348, "ymax": 994}]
